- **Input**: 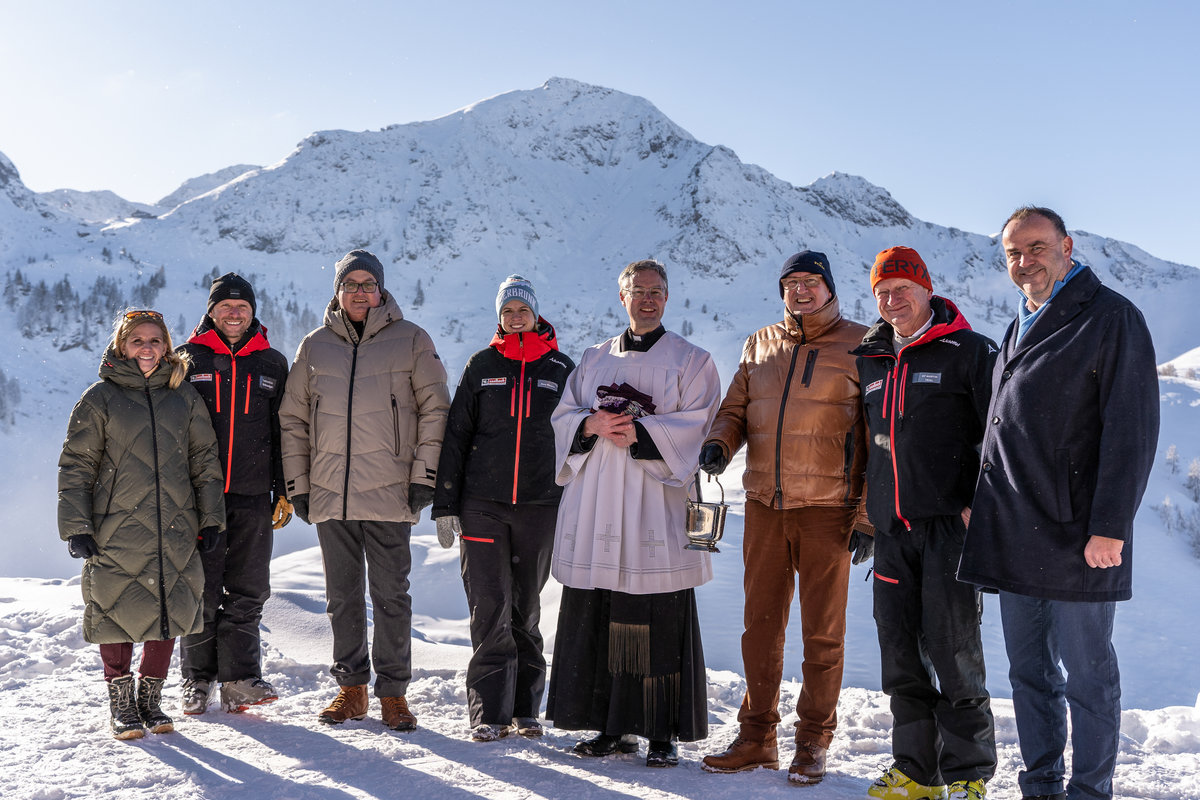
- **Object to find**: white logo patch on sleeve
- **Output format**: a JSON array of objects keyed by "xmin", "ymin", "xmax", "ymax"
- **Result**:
[
  {"xmin": 481, "ymin": 377, "xmax": 508, "ymax": 386},
  {"xmin": 865, "ymin": 379, "xmax": 884, "ymax": 395}
]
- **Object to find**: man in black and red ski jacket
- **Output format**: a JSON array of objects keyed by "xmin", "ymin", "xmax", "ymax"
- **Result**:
[
  {"xmin": 852, "ymin": 247, "xmax": 998, "ymax": 800},
  {"xmin": 177, "ymin": 272, "xmax": 290, "ymax": 716}
]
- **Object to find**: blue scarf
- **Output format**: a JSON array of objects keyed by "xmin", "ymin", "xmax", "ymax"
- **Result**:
[{"xmin": 1015, "ymin": 260, "xmax": 1085, "ymax": 343}]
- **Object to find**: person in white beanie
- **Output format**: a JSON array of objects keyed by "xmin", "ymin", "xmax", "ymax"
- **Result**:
[{"xmin": 432, "ymin": 274, "xmax": 574, "ymax": 742}]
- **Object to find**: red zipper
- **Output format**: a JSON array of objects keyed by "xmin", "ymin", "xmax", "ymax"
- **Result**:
[
  {"xmin": 887, "ymin": 359, "xmax": 911, "ymax": 531},
  {"xmin": 511, "ymin": 337, "xmax": 527, "ymax": 504},
  {"xmin": 224, "ymin": 359, "xmax": 237, "ymax": 493}
]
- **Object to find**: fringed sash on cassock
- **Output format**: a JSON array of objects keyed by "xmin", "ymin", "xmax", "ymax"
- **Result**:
[{"xmin": 546, "ymin": 586, "xmax": 707, "ymax": 742}]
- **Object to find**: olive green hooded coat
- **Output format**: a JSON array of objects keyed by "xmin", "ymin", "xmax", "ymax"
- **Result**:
[{"xmin": 58, "ymin": 345, "xmax": 226, "ymax": 644}]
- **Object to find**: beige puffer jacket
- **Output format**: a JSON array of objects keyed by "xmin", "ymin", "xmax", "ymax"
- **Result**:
[
  {"xmin": 707, "ymin": 297, "xmax": 869, "ymax": 519},
  {"xmin": 280, "ymin": 291, "xmax": 450, "ymax": 524}
]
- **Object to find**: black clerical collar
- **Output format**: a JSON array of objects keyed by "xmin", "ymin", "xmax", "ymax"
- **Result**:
[{"xmin": 620, "ymin": 325, "xmax": 666, "ymax": 352}]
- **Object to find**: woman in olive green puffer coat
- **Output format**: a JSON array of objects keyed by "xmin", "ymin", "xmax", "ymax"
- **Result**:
[{"xmin": 58, "ymin": 310, "xmax": 225, "ymax": 739}]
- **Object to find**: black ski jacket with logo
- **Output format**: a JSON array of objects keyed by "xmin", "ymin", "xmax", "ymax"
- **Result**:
[
  {"xmin": 433, "ymin": 319, "xmax": 575, "ymax": 517},
  {"xmin": 179, "ymin": 318, "xmax": 289, "ymax": 498},
  {"xmin": 852, "ymin": 297, "xmax": 997, "ymax": 531}
]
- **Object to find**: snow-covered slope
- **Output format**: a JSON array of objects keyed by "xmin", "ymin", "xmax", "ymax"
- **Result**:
[
  {"xmin": 1, "ymin": 530, "xmax": 1197, "ymax": 800},
  {"xmin": 155, "ymin": 163, "xmax": 260, "ymax": 212}
]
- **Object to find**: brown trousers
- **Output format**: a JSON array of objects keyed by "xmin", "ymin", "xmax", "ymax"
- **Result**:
[{"xmin": 737, "ymin": 500, "xmax": 855, "ymax": 748}]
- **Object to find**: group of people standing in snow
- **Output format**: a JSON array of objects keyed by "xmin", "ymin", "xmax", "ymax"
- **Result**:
[{"xmin": 57, "ymin": 205, "xmax": 1158, "ymax": 800}]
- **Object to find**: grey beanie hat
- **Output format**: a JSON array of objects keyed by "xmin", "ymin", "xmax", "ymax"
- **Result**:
[
  {"xmin": 495, "ymin": 274, "xmax": 538, "ymax": 321},
  {"xmin": 334, "ymin": 249, "xmax": 385, "ymax": 294}
]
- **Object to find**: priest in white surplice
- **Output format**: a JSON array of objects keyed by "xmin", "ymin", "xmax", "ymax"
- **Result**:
[{"xmin": 545, "ymin": 259, "xmax": 721, "ymax": 769}]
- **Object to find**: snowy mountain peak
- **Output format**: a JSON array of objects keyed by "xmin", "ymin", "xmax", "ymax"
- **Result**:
[
  {"xmin": 806, "ymin": 172, "xmax": 915, "ymax": 229},
  {"xmin": 0, "ymin": 149, "xmax": 47, "ymax": 217},
  {"xmin": 156, "ymin": 164, "xmax": 260, "ymax": 211}
]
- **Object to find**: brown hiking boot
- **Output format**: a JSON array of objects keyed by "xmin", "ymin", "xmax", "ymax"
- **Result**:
[
  {"xmin": 701, "ymin": 736, "xmax": 780, "ymax": 773},
  {"xmin": 317, "ymin": 685, "xmax": 368, "ymax": 725},
  {"xmin": 380, "ymin": 695, "xmax": 417, "ymax": 731},
  {"xmin": 788, "ymin": 740, "xmax": 827, "ymax": 785}
]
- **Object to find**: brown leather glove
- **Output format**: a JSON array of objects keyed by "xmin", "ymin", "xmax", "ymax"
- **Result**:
[{"xmin": 272, "ymin": 495, "xmax": 294, "ymax": 530}]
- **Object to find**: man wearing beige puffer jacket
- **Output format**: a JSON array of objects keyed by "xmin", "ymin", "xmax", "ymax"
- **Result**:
[
  {"xmin": 280, "ymin": 249, "xmax": 450, "ymax": 732},
  {"xmin": 700, "ymin": 250, "xmax": 871, "ymax": 786}
]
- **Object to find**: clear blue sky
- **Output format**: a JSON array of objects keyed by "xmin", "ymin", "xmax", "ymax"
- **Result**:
[{"xmin": 2, "ymin": 0, "xmax": 1196, "ymax": 264}]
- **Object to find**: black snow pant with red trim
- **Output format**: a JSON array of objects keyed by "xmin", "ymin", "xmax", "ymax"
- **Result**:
[
  {"xmin": 182, "ymin": 492, "xmax": 273, "ymax": 683},
  {"xmin": 459, "ymin": 496, "xmax": 557, "ymax": 727},
  {"xmin": 873, "ymin": 514, "xmax": 996, "ymax": 786}
]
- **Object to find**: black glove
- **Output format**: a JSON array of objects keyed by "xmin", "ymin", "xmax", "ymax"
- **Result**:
[
  {"xmin": 67, "ymin": 534, "xmax": 100, "ymax": 559},
  {"xmin": 292, "ymin": 493, "xmax": 310, "ymax": 525},
  {"xmin": 698, "ymin": 442, "xmax": 728, "ymax": 476},
  {"xmin": 848, "ymin": 529, "xmax": 874, "ymax": 565},
  {"xmin": 198, "ymin": 526, "xmax": 224, "ymax": 554},
  {"xmin": 409, "ymin": 484, "xmax": 435, "ymax": 515}
]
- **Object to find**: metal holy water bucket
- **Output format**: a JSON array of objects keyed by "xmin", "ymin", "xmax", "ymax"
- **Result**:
[{"xmin": 685, "ymin": 473, "xmax": 728, "ymax": 552}]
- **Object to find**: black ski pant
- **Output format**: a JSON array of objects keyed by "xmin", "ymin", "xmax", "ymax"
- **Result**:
[
  {"xmin": 459, "ymin": 497, "xmax": 556, "ymax": 726},
  {"xmin": 182, "ymin": 492, "xmax": 273, "ymax": 683},
  {"xmin": 873, "ymin": 514, "xmax": 996, "ymax": 786},
  {"xmin": 317, "ymin": 519, "xmax": 413, "ymax": 697}
]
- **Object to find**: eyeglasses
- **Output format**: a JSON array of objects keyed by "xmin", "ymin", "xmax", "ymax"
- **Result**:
[
  {"xmin": 340, "ymin": 280, "xmax": 379, "ymax": 294},
  {"xmin": 622, "ymin": 288, "xmax": 666, "ymax": 301},
  {"xmin": 124, "ymin": 309, "xmax": 164, "ymax": 321},
  {"xmin": 781, "ymin": 276, "xmax": 826, "ymax": 292}
]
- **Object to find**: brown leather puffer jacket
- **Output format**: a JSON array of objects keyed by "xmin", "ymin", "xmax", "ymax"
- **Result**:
[{"xmin": 706, "ymin": 297, "xmax": 869, "ymax": 519}]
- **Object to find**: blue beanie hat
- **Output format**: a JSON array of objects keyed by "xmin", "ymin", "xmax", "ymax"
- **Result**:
[
  {"xmin": 495, "ymin": 274, "xmax": 538, "ymax": 321},
  {"xmin": 779, "ymin": 250, "xmax": 835, "ymax": 298}
]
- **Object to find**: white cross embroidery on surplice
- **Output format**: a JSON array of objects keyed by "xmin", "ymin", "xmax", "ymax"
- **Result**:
[
  {"xmin": 640, "ymin": 528, "xmax": 666, "ymax": 558},
  {"xmin": 596, "ymin": 523, "xmax": 621, "ymax": 553}
]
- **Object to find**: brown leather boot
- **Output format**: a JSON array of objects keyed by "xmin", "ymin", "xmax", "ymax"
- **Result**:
[
  {"xmin": 317, "ymin": 685, "xmax": 368, "ymax": 725},
  {"xmin": 788, "ymin": 740, "xmax": 828, "ymax": 785},
  {"xmin": 380, "ymin": 695, "xmax": 417, "ymax": 731},
  {"xmin": 701, "ymin": 736, "xmax": 780, "ymax": 773}
]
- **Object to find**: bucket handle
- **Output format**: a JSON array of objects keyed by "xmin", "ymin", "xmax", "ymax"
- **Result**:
[{"xmin": 690, "ymin": 472, "xmax": 724, "ymax": 504}]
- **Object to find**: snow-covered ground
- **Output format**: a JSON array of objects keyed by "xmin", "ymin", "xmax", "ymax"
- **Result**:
[
  {"xmin": 3, "ymin": 493, "xmax": 1199, "ymax": 800},
  {"xmin": 4, "ymin": 362, "xmax": 1199, "ymax": 800}
]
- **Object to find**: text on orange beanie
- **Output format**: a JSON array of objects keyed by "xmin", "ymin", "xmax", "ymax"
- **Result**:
[{"xmin": 870, "ymin": 246, "xmax": 932, "ymax": 292}]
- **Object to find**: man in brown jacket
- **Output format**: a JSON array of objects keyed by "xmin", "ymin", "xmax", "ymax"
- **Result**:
[
  {"xmin": 280, "ymin": 249, "xmax": 450, "ymax": 732},
  {"xmin": 701, "ymin": 250, "xmax": 871, "ymax": 785}
]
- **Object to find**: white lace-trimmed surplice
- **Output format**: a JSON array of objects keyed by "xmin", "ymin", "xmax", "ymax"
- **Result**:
[{"xmin": 550, "ymin": 331, "xmax": 721, "ymax": 595}]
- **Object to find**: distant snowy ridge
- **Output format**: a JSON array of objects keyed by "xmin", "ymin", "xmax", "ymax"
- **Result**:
[{"xmin": 155, "ymin": 163, "xmax": 260, "ymax": 211}]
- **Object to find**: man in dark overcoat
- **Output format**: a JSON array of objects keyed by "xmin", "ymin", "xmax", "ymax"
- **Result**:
[{"xmin": 959, "ymin": 207, "xmax": 1159, "ymax": 800}]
